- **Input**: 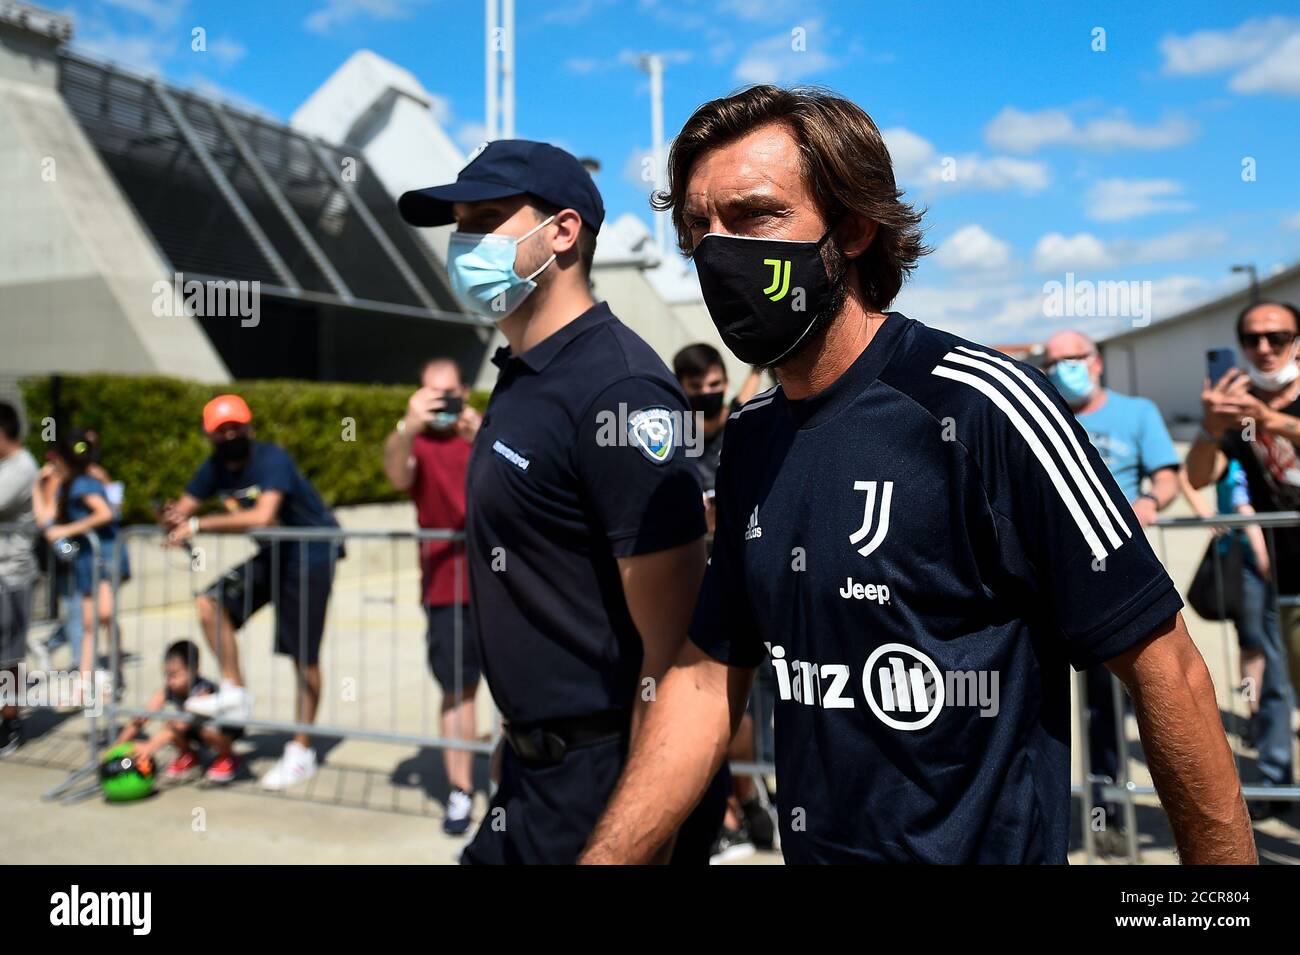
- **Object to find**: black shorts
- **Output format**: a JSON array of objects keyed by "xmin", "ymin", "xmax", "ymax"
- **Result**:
[
  {"xmin": 204, "ymin": 550, "xmax": 334, "ymax": 666},
  {"xmin": 424, "ymin": 603, "xmax": 480, "ymax": 696},
  {"xmin": 460, "ymin": 734, "xmax": 728, "ymax": 865}
]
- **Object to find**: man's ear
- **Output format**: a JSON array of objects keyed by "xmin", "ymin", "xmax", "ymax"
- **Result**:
[
  {"xmin": 834, "ymin": 211, "xmax": 876, "ymax": 261},
  {"xmin": 551, "ymin": 208, "xmax": 583, "ymax": 257}
]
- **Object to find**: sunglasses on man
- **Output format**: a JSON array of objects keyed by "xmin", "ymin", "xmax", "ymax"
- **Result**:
[{"xmin": 1238, "ymin": 331, "xmax": 1297, "ymax": 349}]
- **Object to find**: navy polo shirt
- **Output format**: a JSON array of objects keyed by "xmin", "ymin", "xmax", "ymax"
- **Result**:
[
  {"xmin": 185, "ymin": 441, "xmax": 340, "ymax": 564},
  {"xmin": 466, "ymin": 302, "xmax": 707, "ymax": 725},
  {"xmin": 692, "ymin": 313, "xmax": 1183, "ymax": 864}
]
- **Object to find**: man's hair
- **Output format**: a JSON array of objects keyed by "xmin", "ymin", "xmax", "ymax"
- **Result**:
[
  {"xmin": 673, "ymin": 343, "xmax": 727, "ymax": 382},
  {"xmin": 532, "ymin": 198, "xmax": 597, "ymax": 277},
  {"xmin": 420, "ymin": 357, "xmax": 463, "ymax": 383},
  {"xmin": 0, "ymin": 402, "xmax": 20, "ymax": 442},
  {"xmin": 1235, "ymin": 301, "xmax": 1300, "ymax": 341},
  {"xmin": 165, "ymin": 639, "xmax": 201, "ymax": 671},
  {"xmin": 655, "ymin": 85, "xmax": 929, "ymax": 310}
]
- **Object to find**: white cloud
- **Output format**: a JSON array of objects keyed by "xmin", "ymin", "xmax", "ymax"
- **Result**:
[
  {"xmin": 1161, "ymin": 17, "xmax": 1300, "ymax": 97},
  {"xmin": 1231, "ymin": 33, "xmax": 1300, "ymax": 96},
  {"xmin": 1285, "ymin": 211, "xmax": 1300, "ymax": 230},
  {"xmin": 1034, "ymin": 233, "xmax": 1113, "ymax": 272},
  {"xmin": 1160, "ymin": 17, "xmax": 1299, "ymax": 74},
  {"xmin": 883, "ymin": 128, "xmax": 1048, "ymax": 195},
  {"xmin": 208, "ymin": 37, "xmax": 247, "ymax": 70},
  {"xmin": 453, "ymin": 121, "xmax": 489, "ymax": 153},
  {"xmin": 73, "ymin": 29, "xmax": 173, "ymax": 74},
  {"xmin": 933, "ymin": 225, "xmax": 1012, "ymax": 271},
  {"xmin": 881, "ymin": 127, "xmax": 935, "ymax": 177},
  {"xmin": 985, "ymin": 107, "xmax": 1195, "ymax": 153},
  {"xmin": 1086, "ymin": 179, "xmax": 1191, "ymax": 222},
  {"xmin": 943, "ymin": 155, "xmax": 1049, "ymax": 193},
  {"xmin": 1033, "ymin": 228, "xmax": 1224, "ymax": 272},
  {"xmin": 733, "ymin": 19, "xmax": 837, "ymax": 84},
  {"xmin": 304, "ymin": 0, "xmax": 419, "ymax": 35}
]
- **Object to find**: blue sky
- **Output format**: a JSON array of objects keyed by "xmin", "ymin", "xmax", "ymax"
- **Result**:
[{"xmin": 59, "ymin": 0, "xmax": 1300, "ymax": 345}]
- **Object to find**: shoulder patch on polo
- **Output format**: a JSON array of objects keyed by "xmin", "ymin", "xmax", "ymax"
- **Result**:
[{"xmin": 627, "ymin": 406, "xmax": 676, "ymax": 464}]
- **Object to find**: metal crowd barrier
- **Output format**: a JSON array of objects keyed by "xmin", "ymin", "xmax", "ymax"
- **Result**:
[
  {"xmin": 7, "ymin": 514, "xmax": 1297, "ymax": 864},
  {"xmin": 0, "ymin": 525, "xmax": 107, "ymax": 801},
  {"xmin": 1074, "ymin": 510, "xmax": 1300, "ymax": 864}
]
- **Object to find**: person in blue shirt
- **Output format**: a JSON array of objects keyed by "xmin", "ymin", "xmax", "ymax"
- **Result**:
[
  {"xmin": 1044, "ymin": 329, "xmax": 1181, "ymax": 851},
  {"xmin": 161, "ymin": 395, "xmax": 342, "ymax": 791},
  {"xmin": 36, "ymin": 429, "xmax": 130, "ymax": 695},
  {"xmin": 581, "ymin": 85, "xmax": 1253, "ymax": 865}
]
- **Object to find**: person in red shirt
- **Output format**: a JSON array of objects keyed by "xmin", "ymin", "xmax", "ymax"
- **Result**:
[{"xmin": 384, "ymin": 358, "xmax": 482, "ymax": 835}]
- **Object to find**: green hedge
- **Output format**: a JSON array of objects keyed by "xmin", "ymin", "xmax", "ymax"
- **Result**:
[{"xmin": 19, "ymin": 375, "xmax": 490, "ymax": 525}]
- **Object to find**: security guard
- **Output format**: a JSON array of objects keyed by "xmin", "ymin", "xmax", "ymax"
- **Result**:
[{"xmin": 399, "ymin": 140, "xmax": 725, "ymax": 864}]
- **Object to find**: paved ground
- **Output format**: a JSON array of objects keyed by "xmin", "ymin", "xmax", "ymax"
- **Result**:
[{"xmin": 3, "ymin": 489, "xmax": 1298, "ymax": 865}]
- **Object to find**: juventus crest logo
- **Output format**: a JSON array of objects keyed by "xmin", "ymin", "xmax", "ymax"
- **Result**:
[
  {"xmin": 762, "ymin": 258, "xmax": 791, "ymax": 302},
  {"xmin": 849, "ymin": 481, "xmax": 894, "ymax": 558}
]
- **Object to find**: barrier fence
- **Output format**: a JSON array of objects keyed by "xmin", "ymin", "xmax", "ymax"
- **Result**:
[{"xmin": 3, "ymin": 514, "xmax": 1299, "ymax": 863}]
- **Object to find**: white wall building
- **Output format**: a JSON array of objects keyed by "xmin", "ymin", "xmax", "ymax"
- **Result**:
[{"xmin": 1099, "ymin": 262, "xmax": 1300, "ymax": 435}]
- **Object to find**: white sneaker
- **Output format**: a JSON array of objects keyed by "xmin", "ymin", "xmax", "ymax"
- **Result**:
[
  {"xmin": 261, "ymin": 741, "xmax": 317, "ymax": 791},
  {"xmin": 184, "ymin": 681, "xmax": 252, "ymax": 720},
  {"xmin": 32, "ymin": 641, "xmax": 53, "ymax": 674},
  {"xmin": 444, "ymin": 788, "xmax": 473, "ymax": 835}
]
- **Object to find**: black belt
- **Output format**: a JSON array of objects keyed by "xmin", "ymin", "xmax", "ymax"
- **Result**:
[{"xmin": 502, "ymin": 709, "xmax": 629, "ymax": 765}]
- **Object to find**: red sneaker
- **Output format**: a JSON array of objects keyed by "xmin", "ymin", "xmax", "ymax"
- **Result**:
[
  {"xmin": 205, "ymin": 753, "xmax": 240, "ymax": 783},
  {"xmin": 165, "ymin": 750, "xmax": 200, "ymax": 779}
]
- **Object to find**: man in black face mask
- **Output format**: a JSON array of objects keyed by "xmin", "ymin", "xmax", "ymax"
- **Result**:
[
  {"xmin": 671, "ymin": 343, "xmax": 767, "ymax": 529},
  {"xmin": 161, "ymin": 394, "xmax": 342, "ymax": 790},
  {"xmin": 582, "ymin": 85, "xmax": 1254, "ymax": 865}
]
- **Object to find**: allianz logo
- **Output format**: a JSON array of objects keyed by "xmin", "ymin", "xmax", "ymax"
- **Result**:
[{"xmin": 766, "ymin": 642, "xmax": 1000, "ymax": 730}]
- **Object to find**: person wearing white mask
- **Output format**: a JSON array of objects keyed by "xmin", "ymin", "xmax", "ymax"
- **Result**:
[
  {"xmin": 1044, "ymin": 329, "xmax": 1181, "ymax": 852},
  {"xmin": 398, "ymin": 140, "xmax": 727, "ymax": 864},
  {"xmin": 1187, "ymin": 300, "xmax": 1300, "ymax": 820}
]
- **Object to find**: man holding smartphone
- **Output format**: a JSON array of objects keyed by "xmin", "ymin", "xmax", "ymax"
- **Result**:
[
  {"xmin": 384, "ymin": 358, "xmax": 482, "ymax": 835},
  {"xmin": 1187, "ymin": 301, "xmax": 1300, "ymax": 818}
]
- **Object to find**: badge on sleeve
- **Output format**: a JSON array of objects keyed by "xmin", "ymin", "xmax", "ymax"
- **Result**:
[{"xmin": 627, "ymin": 406, "xmax": 677, "ymax": 464}]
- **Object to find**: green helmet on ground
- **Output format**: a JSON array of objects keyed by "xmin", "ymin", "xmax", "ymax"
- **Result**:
[{"xmin": 100, "ymin": 743, "xmax": 155, "ymax": 802}]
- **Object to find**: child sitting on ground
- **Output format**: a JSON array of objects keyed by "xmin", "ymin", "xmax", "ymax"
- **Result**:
[{"xmin": 113, "ymin": 639, "xmax": 242, "ymax": 783}]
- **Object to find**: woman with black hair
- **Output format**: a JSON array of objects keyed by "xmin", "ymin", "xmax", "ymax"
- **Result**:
[{"xmin": 32, "ymin": 429, "xmax": 130, "ymax": 694}]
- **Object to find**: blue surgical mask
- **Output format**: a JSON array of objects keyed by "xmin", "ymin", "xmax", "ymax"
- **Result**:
[
  {"xmin": 447, "ymin": 215, "xmax": 556, "ymax": 320},
  {"xmin": 1049, "ymin": 358, "xmax": 1095, "ymax": 406}
]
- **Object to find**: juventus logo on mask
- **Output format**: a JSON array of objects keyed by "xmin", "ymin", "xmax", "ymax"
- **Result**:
[{"xmin": 849, "ymin": 481, "xmax": 894, "ymax": 558}]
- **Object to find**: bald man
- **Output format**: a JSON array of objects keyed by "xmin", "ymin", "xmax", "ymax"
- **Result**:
[{"xmin": 1043, "ymin": 329, "xmax": 1180, "ymax": 849}]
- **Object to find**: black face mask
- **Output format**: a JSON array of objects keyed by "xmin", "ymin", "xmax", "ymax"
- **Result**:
[
  {"xmin": 689, "ymin": 391, "xmax": 726, "ymax": 418},
  {"xmin": 214, "ymin": 435, "xmax": 251, "ymax": 463},
  {"xmin": 693, "ymin": 229, "xmax": 841, "ymax": 366}
]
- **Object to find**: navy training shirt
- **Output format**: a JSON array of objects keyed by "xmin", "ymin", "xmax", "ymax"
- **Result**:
[
  {"xmin": 691, "ymin": 313, "xmax": 1183, "ymax": 864},
  {"xmin": 184, "ymin": 441, "xmax": 341, "ymax": 563},
  {"xmin": 466, "ymin": 302, "xmax": 707, "ymax": 725}
]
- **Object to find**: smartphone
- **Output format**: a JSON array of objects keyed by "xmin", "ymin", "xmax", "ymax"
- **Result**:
[{"xmin": 1206, "ymin": 348, "xmax": 1236, "ymax": 385}]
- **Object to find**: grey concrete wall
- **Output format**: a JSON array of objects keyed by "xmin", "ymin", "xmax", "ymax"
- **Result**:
[{"xmin": 0, "ymin": 37, "xmax": 229, "ymax": 382}]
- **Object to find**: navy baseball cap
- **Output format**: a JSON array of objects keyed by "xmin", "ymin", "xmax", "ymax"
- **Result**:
[{"xmin": 399, "ymin": 139, "xmax": 605, "ymax": 232}]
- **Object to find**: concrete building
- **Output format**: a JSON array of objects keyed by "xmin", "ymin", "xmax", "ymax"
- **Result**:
[
  {"xmin": 1098, "ymin": 262, "xmax": 1300, "ymax": 434},
  {"xmin": 1, "ymin": 2, "xmax": 488, "ymax": 386},
  {"xmin": 2, "ymin": 2, "xmax": 727, "ymax": 394},
  {"xmin": 296, "ymin": 53, "xmax": 738, "ymax": 391}
]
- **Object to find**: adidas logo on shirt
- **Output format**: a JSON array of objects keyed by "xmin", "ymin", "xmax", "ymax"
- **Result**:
[{"xmin": 744, "ymin": 506, "xmax": 763, "ymax": 541}]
